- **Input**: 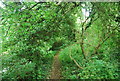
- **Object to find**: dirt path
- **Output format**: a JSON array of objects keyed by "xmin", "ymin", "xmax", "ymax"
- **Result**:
[{"xmin": 50, "ymin": 51, "xmax": 61, "ymax": 79}]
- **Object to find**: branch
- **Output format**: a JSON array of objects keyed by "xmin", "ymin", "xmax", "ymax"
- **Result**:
[
  {"xmin": 69, "ymin": 49, "xmax": 83, "ymax": 69},
  {"xmin": 61, "ymin": 2, "xmax": 81, "ymax": 17},
  {"xmin": 92, "ymin": 35, "xmax": 112, "ymax": 57},
  {"xmin": 80, "ymin": 12, "xmax": 96, "ymax": 60},
  {"xmin": 28, "ymin": 2, "xmax": 45, "ymax": 10},
  {"xmin": 82, "ymin": 12, "xmax": 96, "ymax": 29},
  {"xmin": 85, "ymin": 16, "xmax": 99, "ymax": 31},
  {"xmin": 57, "ymin": 41, "xmax": 84, "ymax": 69},
  {"xmin": 93, "ymin": 27, "xmax": 118, "ymax": 55},
  {"xmin": 82, "ymin": 42, "xmax": 96, "ymax": 48}
]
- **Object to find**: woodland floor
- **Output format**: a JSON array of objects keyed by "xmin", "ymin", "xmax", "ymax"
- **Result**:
[{"xmin": 50, "ymin": 51, "xmax": 61, "ymax": 79}]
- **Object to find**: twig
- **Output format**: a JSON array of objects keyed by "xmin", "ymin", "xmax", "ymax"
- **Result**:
[
  {"xmin": 28, "ymin": 2, "xmax": 45, "ymax": 10},
  {"xmin": 28, "ymin": 3, "xmax": 40, "ymax": 10}
]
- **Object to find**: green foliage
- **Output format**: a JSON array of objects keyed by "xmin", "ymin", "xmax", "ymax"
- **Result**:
[
  {"xmin": 0, "ymin": 2, "xmax": 119, "ymax": 80},
  {"xmin": 59, "ymin": 44, "xmax": 83, "ymax": 63},
  {"xmin": 79, "ymin": 60, "xmax": 119, "ymax": 79},
  {"xmin": 59, "ymin": 44, "xmax": 84, "ymax": 78},
  {"xmin": 60, "ymin": 43, "xmax": 119, "ymax": 79}
]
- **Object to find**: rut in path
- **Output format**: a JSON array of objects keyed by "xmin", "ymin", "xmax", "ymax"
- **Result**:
[{"xmin": 50, "ymin": 51, "xmax": 61, "ymax": 79}]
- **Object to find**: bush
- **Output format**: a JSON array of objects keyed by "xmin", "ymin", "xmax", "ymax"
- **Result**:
[{"xmin": 79, "ymin": 59, "xmax": 119, "ymax": 79}]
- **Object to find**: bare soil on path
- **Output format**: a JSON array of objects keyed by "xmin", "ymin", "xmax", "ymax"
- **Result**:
[{"xmin": 50, "ymin": 51, "xmax": 61, "ymax": 79}]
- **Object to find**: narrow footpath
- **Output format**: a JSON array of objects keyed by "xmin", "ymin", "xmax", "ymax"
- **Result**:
[{"xmin": 50, "ymin": 51, "xmax": 61, "ymax": 79}]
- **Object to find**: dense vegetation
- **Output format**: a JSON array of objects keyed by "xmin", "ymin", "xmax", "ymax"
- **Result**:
[{"xmin": 0, "ymin": 2, "xmax": 119, "ymax": 80}]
